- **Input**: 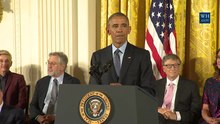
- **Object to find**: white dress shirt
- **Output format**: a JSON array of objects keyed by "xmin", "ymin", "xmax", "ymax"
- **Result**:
[
  {"xmin": 42, "ymin": 74, "xmax": 64, "ymax": 114},
  {"xmin": 164, "ymin": 76, "xmax": 181, "ymax": 121},
  {"xmin": 0, "ymin": 101, "xmax": 3, "ymax": 112},
  {"xmin": 112, "ymin": 41, "xmax": 127, "ymax": 65}
]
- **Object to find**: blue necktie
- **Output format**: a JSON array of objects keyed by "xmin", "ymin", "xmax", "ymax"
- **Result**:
[{"xmin": 114, "ymin": 49, "xmax": 121, "ymax": 77}]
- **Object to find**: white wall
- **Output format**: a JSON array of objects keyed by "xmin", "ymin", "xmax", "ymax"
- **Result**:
[{"xmin": 0, "ymin": 0, "xmax": 96, "ymax": 96}]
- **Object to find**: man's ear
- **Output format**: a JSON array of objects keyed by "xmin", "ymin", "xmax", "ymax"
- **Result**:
[{"xmin": 106, "ymin": 26, "xmax": 110, "ymax": 35}]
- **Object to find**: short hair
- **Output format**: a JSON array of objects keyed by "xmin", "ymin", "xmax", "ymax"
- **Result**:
[
  {"xmin": 49, "ymin": 52, "xmax": 68, "ymax": 65},
  {"xmin": 107, "ymin": 12, "xmax": 129, "ymax": 25},
  {"xmin": 0, "ymin": 50, "xmax": 12, "ymax": 62},
  {"xmin": 162, "ymin": 54, "xmax": 181, "ymax": 65}
]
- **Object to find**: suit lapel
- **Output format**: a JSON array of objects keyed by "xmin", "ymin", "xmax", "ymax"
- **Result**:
[
  {"xmin": 106, "ymin": 45, "xmax": 118, "ymax": 82},
  {"xmin": 0, "ymin": 104, "xmax": 10, "ymax": 122},
  {"xmin": 119, "ymin": 43, "xmax": 134, "ymax": 83},
  {"xmin": 174, "ymin": 78, "xmax": 183, "ymax": 109},
  {"xmin": 158, "ymin": 79, "xmax": 167, "ymax": 106},
  {"xmin": 63, "ymin": 73, "xmax": 69, "ymax": 84},
  {"xmin": 42, "ymin": 76, "xmax": 51, "ymax": 99},
  {"xmin": 4, "ymin": 71, "xmax": 12, "ymax": 94},
  {"xmin": 63, "ymin": 73, "xmax": 74, "ymax": 84},
  {"xmin": 41, "ymin": 76, "xmax": 52, "ymax": 109}
]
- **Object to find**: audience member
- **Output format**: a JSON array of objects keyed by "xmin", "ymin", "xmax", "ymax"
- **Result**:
[
  {"xmin": 201, "ymin": 49, "xmax": 220, "ymax": 124},
  {"xmin": 154, "ymin": 54, "xmax": 201, "ymax": 124},
  {"xmin": 30, "ymin": 52, "xmax": 80, "ymax": 124},
  {"xmin": 0, "ymin": 50, "xmax": 27, "ymax": 109}
]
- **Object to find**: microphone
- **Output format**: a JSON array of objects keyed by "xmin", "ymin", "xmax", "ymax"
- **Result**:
[
  {"xmin": 101, "ymin": 60, "xmax": 112, "ymax": 74},
  {"xmin": 89, "ymin": 60, "xmax": 112, "ymax": 84},
  {"xmin": 89, "ymin": 63, "xmax": 101, "ymax": 79}
]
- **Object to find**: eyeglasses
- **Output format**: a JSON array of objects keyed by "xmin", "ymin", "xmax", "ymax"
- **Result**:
[
  {"xmin": 164, "ymin": 64, "xmax": 180, "ymax": 69},
  {"xmin": 46, "ymin": 61, "xmax": 58, "ymax": 66}
]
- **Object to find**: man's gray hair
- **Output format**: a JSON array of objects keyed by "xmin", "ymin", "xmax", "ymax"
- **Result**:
[{"xmin": 49, "ymin": 52, "xmax": 68, "ymax": 65}]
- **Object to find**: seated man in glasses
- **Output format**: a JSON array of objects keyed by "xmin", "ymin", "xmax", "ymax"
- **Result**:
[{"xmin": 153, "ymin": 54, "xmax": 201, "ymax": 124}]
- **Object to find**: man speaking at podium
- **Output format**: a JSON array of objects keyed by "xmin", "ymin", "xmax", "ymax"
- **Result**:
[{"xmin": 89, "ymin": 12, "xmax": 155, "ymax": 96}]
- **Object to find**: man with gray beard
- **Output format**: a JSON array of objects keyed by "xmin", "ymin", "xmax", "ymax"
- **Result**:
[{"xmin": 30, "ymin": 52, "xmax": 80, "ymax": 124}]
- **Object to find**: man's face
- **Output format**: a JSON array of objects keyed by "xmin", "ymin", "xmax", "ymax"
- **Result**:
[
  {"xmin": 163, "ymin": 59, "xmax": 180, "ymax": 80},
  {"xmin": 47, "ymin": 55, "xmax": 65, "ymax": 77},
  {"xmin": 107, "ymin": 16, "xmax": 131, "ymax": 47},
  {"xmin": 0, "ymin": 55, "xmax": 12, "ymax": 74}
]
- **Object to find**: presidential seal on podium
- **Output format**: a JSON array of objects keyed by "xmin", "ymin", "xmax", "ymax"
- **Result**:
[{"xmin": 79, "ymin": 91, "xmax": 111, "ymax": 124}]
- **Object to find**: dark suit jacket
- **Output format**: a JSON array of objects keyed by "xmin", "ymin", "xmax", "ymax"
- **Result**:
[
  {"xmin": 0, "ymin": 103, "xmax": 24, "ymax": 124},
  {"xmin": 154, "ymin": 76, "xmax": 201, "ymax": 124},
  {"xmin": 89, "ymin": 42, "xmax": 155, "ymax": 95},
  {"xmin": 29, "ymin": 72, "xmax": 80, "ymax": 120},
  {"xmin": 3, "ymin": 71, "xmax": 27, "ymax": 109}
]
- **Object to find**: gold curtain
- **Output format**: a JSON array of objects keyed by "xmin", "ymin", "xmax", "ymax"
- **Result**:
[
  {"xmin": 99, "ymin": 0, "xmax": 152, "ymax": 48},
  {"xmin": 183, "ymin": 0, "xmax": 219, "ymax": 94},
  {"xmin": 98, "ymin": 0, "xmax": 220, "ymax": 94}
]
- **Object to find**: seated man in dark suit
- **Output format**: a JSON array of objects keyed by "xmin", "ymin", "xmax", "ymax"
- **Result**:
[
  {"xmin": 154, "ymin": 54, "xmax": 201, "ymax": 124},
  {"xmin": 0, "ymin": 87, "xmax": 24, "ymax": 124},
  {"xmin": 30, "ymin": 52, "xmax": 80, "ymax": 124}
]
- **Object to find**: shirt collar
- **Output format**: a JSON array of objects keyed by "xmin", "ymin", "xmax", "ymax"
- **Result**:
[
  {"xmin": 112, "ymin": 41, "xmax": 127, "ymax": 54},
  {"xmin": 51, "ymin": 74, "xmax": 64, "ymax": 85},
  {"xmin": 166, "ymin": 75, "xmax": 180, "ymax": 86},
  {"xmin": 0, "ymin": 71, "xmax": 10, "ymax": 78}
]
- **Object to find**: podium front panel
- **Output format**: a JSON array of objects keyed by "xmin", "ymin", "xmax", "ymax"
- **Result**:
[{"xmin": 55, "ymin": 84, "xmax": 158, "ymax": 124}]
